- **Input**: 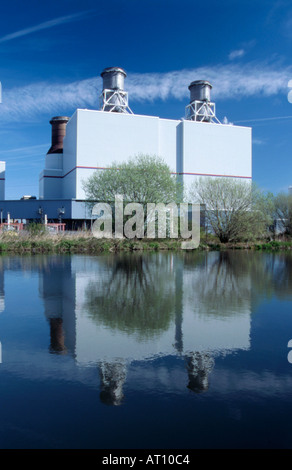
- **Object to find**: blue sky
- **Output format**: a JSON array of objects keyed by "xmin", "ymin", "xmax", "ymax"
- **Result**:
[{"xmin": 0, "ymin": 0, "xmax": 292, "ymax": 199}]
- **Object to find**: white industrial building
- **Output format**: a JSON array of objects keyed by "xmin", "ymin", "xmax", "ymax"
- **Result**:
[
  {"xmin": 1, "ymin": 67, "xmax": 252, "ymax": 227},
  {"xmin": 40, "ymin": 67, "xmax": 252, "ymax": 201}
]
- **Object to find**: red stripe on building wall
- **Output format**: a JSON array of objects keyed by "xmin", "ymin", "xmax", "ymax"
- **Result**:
[
  {"xmin": 173, "ymin": 172, "xmax": 252, "ymax": 179},
  {"xmin": 40, "ymin": 166, "xmax": 252, "ymax": 180}
]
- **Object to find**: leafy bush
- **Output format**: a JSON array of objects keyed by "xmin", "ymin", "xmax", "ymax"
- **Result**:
[{"xmin": 25, "ymin": 222, "xmax": 46, "ymax": 235}]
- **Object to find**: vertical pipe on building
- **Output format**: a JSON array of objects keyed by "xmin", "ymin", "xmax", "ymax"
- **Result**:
[{"xmin": 47, "ymin": 116, "xmax": 70, "ymax": 154}]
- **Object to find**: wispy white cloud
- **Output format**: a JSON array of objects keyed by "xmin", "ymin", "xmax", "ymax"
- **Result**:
[
  {"xmin": 252, "ymin": 138, "xmax": 266, "ymax": 145},
  {"xmin": 234, "ymin": 115, "xmax": 292, "ymax": 123},
  {"xmin": 1, "ymin": 143, "xmax": 48, "ymax": 156},
  {"xmin": 0, "ymin": 11, "xmax": 92, "ymax": 44},
  {"xmin": 0, "ymin": 61, "xmax": 292, "ymax": 122},
  {"xmin": 127, "ymin": 62, "xmax": 292, "ymax": 102},
  {"xmin": 0, "ymin": 77, "xmax": 99, "ymax": 122},
  {"xmin": 228, "ymin": 49, "xmax": 246, "ymax": 60},
  {"xmin": 228, "ymin": 40, "xmax": 256, "ymax": 61}
]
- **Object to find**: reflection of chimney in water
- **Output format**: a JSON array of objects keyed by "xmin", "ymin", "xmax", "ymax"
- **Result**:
[
  {"xmin": 99, "ymin": 361, "xmax": 127, "ymax": 406},
  {"xmin": 185, "ymin": 352, "xmax": 214, "ymax": 393},
  {"xmin": 49, "ymin": 318, "xmax": 67, "ymax": 354},
  {"xmin": 174, "ymin": 259, "xmax": 183, "ymax": 354}
]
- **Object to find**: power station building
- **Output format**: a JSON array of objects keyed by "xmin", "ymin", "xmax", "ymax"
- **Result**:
[{"xmin": 0, "ymin": 67, "xmax": 252, "ymax": 227}]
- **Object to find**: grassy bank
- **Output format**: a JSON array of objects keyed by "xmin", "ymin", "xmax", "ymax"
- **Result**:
[
  {"xmin": 0, "ymin": 231, "xmax": 292, "ymax": 254},
  {"xmin": 0, "ymin": 231, "xmax": 183, "ymax": 254}
]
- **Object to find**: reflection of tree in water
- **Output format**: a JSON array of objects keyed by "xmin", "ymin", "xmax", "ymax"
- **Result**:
[
  {"xmin": 185, "ymin": 352, "xmax": 214, "ymax": 393},
  {"xmin": 183, "ymin": 250, "xmax": 292, "ymax": 311},
  {"xmin": 227, "ymin": 251, "xmax": 292, "ymax": 301},
  {"xmin": 98, "ymin": 360, "xmax": 127, "ymax": 406},
  {"xmin": 183, "ymin": 251, "xmax": 253, "ymax": 317},
  {"xmin": 266, "ymin": 252, "xmax": 292, "ymax": 300},
  {"xmin": 85, "ymin": 253, "xmax": 176, "ymax": 339}
]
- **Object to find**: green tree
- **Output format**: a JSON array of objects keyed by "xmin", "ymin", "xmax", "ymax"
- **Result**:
[
  {"xmin": 83, "ymin": 154, "xmax": 181, "ymax": 207},
  {"xmin": 188, "ymin": 177, "xmax": 272, "ymax": 243},
  {"xmin": 83, "ymin": 154, "xmax": 182, "ymax": 237}
]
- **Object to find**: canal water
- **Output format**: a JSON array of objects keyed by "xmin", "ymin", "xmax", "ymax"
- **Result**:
[{"xmin": 0, "ymin": 250, "xmax": 292, "ymax": 449}]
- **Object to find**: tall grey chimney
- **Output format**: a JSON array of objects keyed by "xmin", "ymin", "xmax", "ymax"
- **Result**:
[{"xmin": 100, "ymin": 67, "xmax": 133, "ymax": 114}]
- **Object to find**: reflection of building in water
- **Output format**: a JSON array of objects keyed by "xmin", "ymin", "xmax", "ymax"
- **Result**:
[
  {"xmin": 172, "ymin": 251, "xmax": 252, "ymax": 394},
  {"xmin": 37, "ymin": 252, "xmax": 253, "ymax": 404},
  {"xmin": 181, "ymin": 251, "xmax": 252, "ymax": 353},
  {"xmin": 3, "ymin": 252, "xmax": 292, "ymax": 402},
  {"xmin": 38, "ymin": 256, "xmax": 77, "ymax": 355}
]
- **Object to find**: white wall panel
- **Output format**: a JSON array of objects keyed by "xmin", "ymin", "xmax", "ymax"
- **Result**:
[{"xmin": 182, "ymin": 121, "xmax": 252, "ymax": 178}]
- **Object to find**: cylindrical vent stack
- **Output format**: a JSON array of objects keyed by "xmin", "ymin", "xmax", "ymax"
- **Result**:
[
  {"xmin": 101, "ymin": 67, "xmax": 126, "ymax": 91},
  {"xmin": 47, "ymin": 116, "xmax": 69, "ymax": 154},
  {"xmin": 188, "ymin": 80, "xmax": 212, "ymax": 103},
  {"xmin": 100, "ymin": 67, "xmax": 128, "ymax": 112},
  {"xmin": 188, "ymin": 80, "xmax": 213, "ymax": 122}
]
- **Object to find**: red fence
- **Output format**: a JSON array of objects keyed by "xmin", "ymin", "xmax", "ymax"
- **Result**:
[
  {"xmin": 0, "ymin": 223, "xmax": 66, "ymax": 232},
  {"xmin": 0, "ymin": 223, "xmax": 24, "ymax": 231},
  {"xmin": 45, "ymin": 223, "xmax": 66, "ymax": 232}
]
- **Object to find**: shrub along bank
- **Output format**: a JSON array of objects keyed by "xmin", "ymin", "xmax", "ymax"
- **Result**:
[{"xmin": 0, "ymin": 231, "xmax": 292, "ymax": 254}]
